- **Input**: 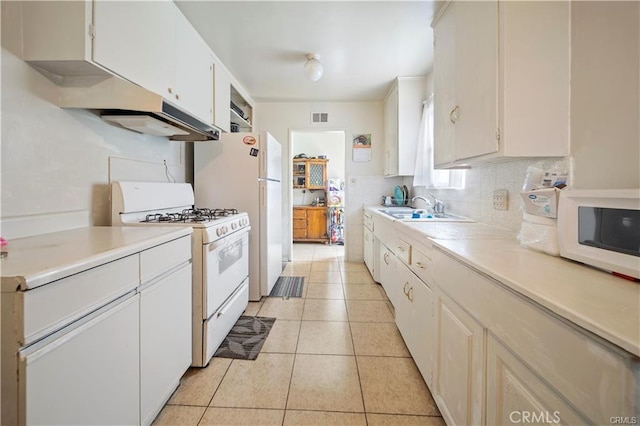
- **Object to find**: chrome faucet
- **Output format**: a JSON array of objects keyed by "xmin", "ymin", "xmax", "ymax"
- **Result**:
[
  {"xmin": 411, "ymin": 196, "xmax": 432, "ymax": 210},
  {"xmin": 429, "ymin": 193, "xmax": 445, "ymax": 214}
]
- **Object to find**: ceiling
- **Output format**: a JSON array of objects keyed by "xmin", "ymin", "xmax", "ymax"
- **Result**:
[{"xmin": 175, "ymin": 1, "xmax": 437, "ymax": 103}]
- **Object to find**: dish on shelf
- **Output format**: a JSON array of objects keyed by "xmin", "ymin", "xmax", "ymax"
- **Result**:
[{"xmin": 394, "ymin": 186, "xmax": 405, "ymax": 206}]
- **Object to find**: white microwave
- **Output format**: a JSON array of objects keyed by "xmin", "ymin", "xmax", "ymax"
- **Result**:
[{"xmin": 558, "ymin": 189, "xmax": 640, "ymax": 280}]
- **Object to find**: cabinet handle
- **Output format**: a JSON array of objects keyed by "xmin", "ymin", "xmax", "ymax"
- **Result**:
[
  {"xmin": 403, "ymin": 282, "xmax": 410, "ymax": 296},
  {"xmin": 383, "ymin": 252, "xmax": 389, "ymax": 265},
  {"xmin": 168, "ymin": 87, "xmax": 173, "ymax": 94},
  {"xmin": 408, "ymin": 287, "xmax": 414, "ymax": 302},
  {"xmin": 450, "ymin": 105, "xmax": 460, "ymax": 123},
  {"xmin": 397, "ymin": 246, "xmax": 404, "ymax": 252},
  {"xmin": 175, "ymin": 94, "xmax": 180, "ymax": 100},
  {"xmin": 415, "ymin": 261, "xmax": 426, "ymax": 269}
]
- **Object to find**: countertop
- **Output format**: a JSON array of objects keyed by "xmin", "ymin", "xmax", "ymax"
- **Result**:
[
  {"xmin": 1, "ymin": 226, "xmax": 192, "ymax": 291},
  {"xmin": 433, "ymin": 237, "xmax": 640, "ymax": 357},
  {"xmin": 364, "ymin": 205, "xmax": 640, "ymax": 357}
]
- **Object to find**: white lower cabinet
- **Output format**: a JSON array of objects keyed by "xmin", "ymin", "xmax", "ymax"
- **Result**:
[
  {"xmin": 378, "ymin": 243, "xmax": 398, "ymax": 307},
  {"xmin": 140, "ymin": 263, "xmax": 192, "ymax": 425},
  {"xmin": 2, "ymin": 231, "xmax": 193, "ymax": 426},
  {"xmin": 395, "ymin": 260, "xmax": 435, "ymax": 387},
  {"xmin": 20, "ymin": 295, "xmax": 140, "ymax": 425},
  {"xmin": 433, "ymin": 289, "xmax": 485, "ymax": 426},
  {"xmin": 364, "ymin": 226, "xmax": 374, "ymax": 275},
  {"xmin": 486, "ymin": 334, "xmax": 589, "ymax": 425}
]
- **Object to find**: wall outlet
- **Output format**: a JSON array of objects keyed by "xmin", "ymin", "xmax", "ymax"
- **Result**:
[{"xmin": 493, "ymin": 189, "xmax": 508, "ymax": 210}]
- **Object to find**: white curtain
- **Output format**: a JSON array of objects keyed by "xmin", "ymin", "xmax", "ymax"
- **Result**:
[
  {"xmin": 413, "ymin": 95, "xmax": 465, "ymax": 189},
  {"xmin": 413, "ymin": 95, "xmax": 435, "ymax": 187}
]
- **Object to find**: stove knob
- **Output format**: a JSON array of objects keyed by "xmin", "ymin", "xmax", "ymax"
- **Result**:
[
  {"xmin": 216, "ymin": 228, "xmax": 222, "ymax": 237},
  {"xmin": 223, "ymin": 226, "xmax": 229, "ymax": 234},
  {"xmin": 231, "ymin": 223, "xmax": 237, "ymax": 230}
]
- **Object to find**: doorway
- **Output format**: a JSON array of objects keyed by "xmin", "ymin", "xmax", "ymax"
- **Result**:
[{"xmin": 288, "ymin": 130, "xmax": 346, "ymax": 260}]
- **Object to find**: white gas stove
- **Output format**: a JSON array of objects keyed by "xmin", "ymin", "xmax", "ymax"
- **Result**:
[{"xmin": 111, "ymin": 181, "xmax": 250, "ymax": 367}]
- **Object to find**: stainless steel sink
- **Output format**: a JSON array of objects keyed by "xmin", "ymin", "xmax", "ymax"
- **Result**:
[{"xmin": 378, "ymin": 208, "xmax": 472, "ymax": 222}]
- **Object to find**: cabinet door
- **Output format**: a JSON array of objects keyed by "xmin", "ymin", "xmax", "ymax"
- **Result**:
[
  {"xmin": 92, "ymin": 0, "xmax": 176, "ymax": 99},
  {"xmin": 396, "ymin": 261, "xmax": 435, "ymax": 388},
  {"xmin": 433, "ymin": 3, "xmax": 457, "ymax": 167},
  {"xmin": 21, "ymin": 295, "xmax": 140, "ymax": 425},
  {"xmin": 384, "ymin": 85, "xmax": 399, "ymax": 176},
  {"xmin": 454, "ymin": 0, "xmax": 499, "ymax": 161},
  {"xmin": 486, "ymin": 335, "xmax": 588, "ymax": 425},
  {"xmin": 306, "ymin": 209, "xmax": 327, "ymax": 240},
  {"xmin": 434, "ymin": 290, "xmax": 484, "ymax": 426},
  {"xmin": 378, "ymin": 244, "xmax": 398, "ymax": 307},
  {"xmin": 364, "ymin": 227, "xmax": 374, "ymax": 273},
  {"xmin": 174, "ymin": 12, "xmax": 214, "ymax": 124},
  {"xmin": 307, "ymin": 161, "xmax": 326, "ymax": 188},
  {"xmin": 213, "ymin": 60, "xmax": 232, "ymax": 132},
  {"xmin": 140, "ymin": 264, "xmax": 192, "ymax": 425}
]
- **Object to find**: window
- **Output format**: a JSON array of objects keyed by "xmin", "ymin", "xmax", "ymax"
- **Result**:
[{"xmin": 413, "ymin": 95, "xmax": 465, "ymax": 189}]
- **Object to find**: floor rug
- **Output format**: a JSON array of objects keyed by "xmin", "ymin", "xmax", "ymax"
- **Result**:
[
  {"xmin": 214, "ymin": 316, "xmax": 276, "ymax": 360},
  {"xmin": 269, "ymin": 276, "xmax": 305, "ymax": 298}
]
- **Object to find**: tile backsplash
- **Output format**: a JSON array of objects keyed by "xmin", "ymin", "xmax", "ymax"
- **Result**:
[{"xmin": 408, "ymin": 158, "xmax": 565, "ymax": 233}]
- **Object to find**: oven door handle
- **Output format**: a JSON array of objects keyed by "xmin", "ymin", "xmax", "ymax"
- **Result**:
[{"xmin": 207, "ymin": 229, "xmax": 248, "ymax": 252}]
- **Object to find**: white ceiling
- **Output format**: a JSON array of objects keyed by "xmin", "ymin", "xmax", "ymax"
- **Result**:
[{"xmin": 175, "ymin": 1, "xmax": 437, "ymax": 102}]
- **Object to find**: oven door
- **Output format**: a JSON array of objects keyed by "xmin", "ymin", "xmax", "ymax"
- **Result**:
[{"xmin": 202, "ymin": 230, "xmax": 249, "ymax": 319}]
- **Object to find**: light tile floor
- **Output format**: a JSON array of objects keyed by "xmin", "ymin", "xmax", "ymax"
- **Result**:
[{"xmin": 154, "ymin": 243, "xmax": 445, "ymax": 426}]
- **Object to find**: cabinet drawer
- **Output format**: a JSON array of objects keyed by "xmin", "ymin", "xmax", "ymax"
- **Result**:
[
  {"xmin": 363, "ymin": 212, "xmax": 374, "ymax": 231},
  {"xmin": 293, "ymin": 219, "xmax": 306, "ymax": 229},
  {"xmin": 432, "ymin": 248, "xmax": 639, "ymax": 422},
  {"xmin": 293, "ymin": 228, "xmax": 307, "ymax": 239},
  {"xmin": 140, "ymin": 236, "xmax": 191, "ymax": 283},
  {"xmin": 410, "ymin": 246, "xmax": 432, "ymax": 284},
  {"xmin": 293, "ymin": 209, "xmax": 307, "ymax": 219},
  {"xmin": 393, "ymin": 238, "xmax": 411, "ymax": 265},
  {"xmin": 21, "ymin": 254, "xmax": 139, "ymax": 346}
]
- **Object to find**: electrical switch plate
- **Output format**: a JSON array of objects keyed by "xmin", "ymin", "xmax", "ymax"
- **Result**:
[{"xmin": 493, "ymin": 189, "xmax": 508, "ymax": 210}]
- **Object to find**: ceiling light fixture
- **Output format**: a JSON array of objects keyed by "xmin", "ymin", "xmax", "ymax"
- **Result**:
[{"xmin": 304, "ymin": 53, "xmax": 324, "ymax": 82}]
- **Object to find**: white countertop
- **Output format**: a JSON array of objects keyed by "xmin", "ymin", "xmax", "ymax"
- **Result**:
[
  {"xmin": 1, "ymin": 226, "xmax": 192, "ymax": 291},
  {"xmin": 364, "ymin": 205, "xmax": 640, "ymax": 357},
  {"xmin": 433, "ymin": 237, "xmax": 640, "ymax": 357}
]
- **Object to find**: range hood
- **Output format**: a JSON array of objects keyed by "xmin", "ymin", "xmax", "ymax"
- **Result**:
[{"xmin": 57, "ymin": 76, "xmax": 220, "ymax": 141}]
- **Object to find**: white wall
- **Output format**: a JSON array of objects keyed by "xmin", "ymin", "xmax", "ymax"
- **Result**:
[
  {"xmin": 292, "ymin": 131, "xmax": 345, "ymax": 180},
  {"xmin": 255, "ymin": 101, "xmax": 402, "ymax": 262},
  {"xmin": 1, "ymin": 2, "xmax": 188, "ymax": 236}
]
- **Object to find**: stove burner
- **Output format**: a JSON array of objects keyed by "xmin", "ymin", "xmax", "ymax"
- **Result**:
[{"xmin": 140, "ymin": 208, "xmax": 239, "ymax": 224}]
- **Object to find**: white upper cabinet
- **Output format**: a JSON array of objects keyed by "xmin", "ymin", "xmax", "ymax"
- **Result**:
[
  {"xmin": 432, "ymin": 1, "xmax": 570, "ymax": 168},
  {"xmin": 20, "ymin": 1, "xmax": 254, "ymax": 130},
  {"xmin": 384, "ymin": 77, "xmax": 428, "ymax": 177},
  {"xmin": 92, "ymin": 0, "xmax": 176, "ymax": 100},
  {"xmin": 174, "ymin": 11, "xmax": 214, "ymax": 124}
]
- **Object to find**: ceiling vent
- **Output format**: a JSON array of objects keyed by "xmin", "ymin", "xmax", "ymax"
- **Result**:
[{"xmin": 311, "ymin": 112, "xmax": 329, "ymax": 124}]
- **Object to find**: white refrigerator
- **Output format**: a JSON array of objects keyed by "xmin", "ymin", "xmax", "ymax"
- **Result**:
[{"xmin": 194, "ymin": 131, "xmax": 282, "ymax": 301}]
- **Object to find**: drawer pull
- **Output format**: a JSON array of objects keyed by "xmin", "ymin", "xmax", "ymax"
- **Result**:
[
  {"xmin": 383, "ymin": 253, "xmax": 389, "ymax": 265},
  {"xmin": 397, "ymin": 246, "xmax": 405, "ymax": 252},
  {"xmin": 415, "ymin": 262, "xmax": 426, "ymax": 269},
  {"xmin": 403, "ymin": 282, "xmax": 410, "ymax": 296}
]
